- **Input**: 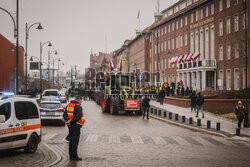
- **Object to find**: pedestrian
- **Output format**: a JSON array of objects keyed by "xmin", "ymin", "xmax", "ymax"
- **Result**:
[
  {"xmin": 196, "ymin": 92, "xmax": 205, "ymax": 118},
  {"xmin": 166, "ymin": 84, "xmax": 170, "ymax": 96},
  {"xmin": 142, "ymin": 93, "xmax": 151, "ymax": 120},
  {"xmin": 63, "ymin": 95, "xmax": 85, "ymax": 161},
  {"xmin": 234, "ymin": 101, "xmax": 245, "ymax": 128},
  {"xmin": 189, "ymin": 91, "xmax": 197, "ymax": 112},
  {"xmin": 158, "ymin": 89, "xmax": 165, "ymax": 105},
  {"xmin": 185, "ymin": 87, "xmax": 190, "ymax": 96},
  {"xmin": 181, "ymin": 85, "xmax": 184, "ymax": 96}
]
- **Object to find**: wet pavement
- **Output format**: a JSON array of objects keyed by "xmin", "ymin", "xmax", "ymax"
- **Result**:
[{"xmin": 0, "ymin": 100, "xmax": 250, "ymax": 167}]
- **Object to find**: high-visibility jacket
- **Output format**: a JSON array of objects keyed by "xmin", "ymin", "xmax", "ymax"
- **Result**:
[{"xmin": 66, "ymin": 103, "xmax": 85, "ymax": 125}]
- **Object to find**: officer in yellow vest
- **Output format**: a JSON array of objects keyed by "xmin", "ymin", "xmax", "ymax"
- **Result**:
[{"xmin": 63, "ymin": 95, "xmax": 85, "ymax": 161}]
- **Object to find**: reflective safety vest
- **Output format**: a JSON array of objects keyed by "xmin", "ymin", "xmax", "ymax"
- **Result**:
[{"xmin": 66, "ymin": 103, "xmax": 85, "ymax": 125}]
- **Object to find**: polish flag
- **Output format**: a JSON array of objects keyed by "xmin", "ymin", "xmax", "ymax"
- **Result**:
[
  {"xmin": 170, "ymin": 57, "xmax": 175, "ymax": 64},
  {"xmin": 174, "ymin": 56, "xmax": 178, "ymax": 64},
  {"xmin": 193, "ymin": 52, "xmax": 200, "ymax": 61},
  {"xmin": 183, "ymin": 54, "xmax": 188, "ymax": 62},
  {"xmin": 110, "ymin": 59, "xmax": 114, "ymax": 68},
  {"xmin": 187, "ymin": 53, "xmax": 193, "ymax": 62},
  {"xmin": 177, "ymin": 55, "xmax": 184, "ymax": 63}
]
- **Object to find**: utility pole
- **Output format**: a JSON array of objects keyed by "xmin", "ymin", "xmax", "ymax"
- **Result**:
[{"xmin": 16, "ymin": 0, "xmax": 19, "ymax": 94}]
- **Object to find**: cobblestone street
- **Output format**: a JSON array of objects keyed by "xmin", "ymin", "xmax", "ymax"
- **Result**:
[{"xmin": 1, "ymin": 100, "xmax": 250, "ymax": 166}]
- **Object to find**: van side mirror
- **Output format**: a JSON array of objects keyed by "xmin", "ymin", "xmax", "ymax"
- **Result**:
[{"xmin": 0, "ymin": 115, "xmax": 6, "ymax": 123}]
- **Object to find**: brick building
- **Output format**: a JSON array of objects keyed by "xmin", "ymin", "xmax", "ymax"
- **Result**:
[
  {"xmin": 149, "ymin": 0, "xmax": 249, "ymax": 91},
  {"xmin": 89, "ymin": 52, "xmax": 112, "ymax": 72},
  {"xmin": 0, "ymin": 34, "xmax": 24, "ymax": 92}
]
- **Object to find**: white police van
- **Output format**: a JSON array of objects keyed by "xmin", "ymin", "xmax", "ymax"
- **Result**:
[{"xmin": 0, "ymin": 96, "xmax": 41, "ymax": 153}]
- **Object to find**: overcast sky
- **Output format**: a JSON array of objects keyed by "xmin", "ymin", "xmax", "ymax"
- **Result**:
[{"xmin": 0, "ymin": 0, "xmax": 176, "ymax": 74}]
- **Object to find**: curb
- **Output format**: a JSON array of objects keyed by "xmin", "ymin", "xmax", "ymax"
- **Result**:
[
  {"xmin": 43, "ymin": 142, "xmax": 62, "ymax": 167},
  {"xmin": 150, "ymin": 114, "xmax": 227, "ymax": 138}
]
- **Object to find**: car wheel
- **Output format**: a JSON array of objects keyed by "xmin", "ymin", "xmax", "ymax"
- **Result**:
[{"xmin": 24, "ymin": 134, "xmax": 39, "ymax": 153}]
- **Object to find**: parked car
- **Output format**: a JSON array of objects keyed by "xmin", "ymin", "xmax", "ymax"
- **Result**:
[
  {"xmin": 0, "ymin": 96, "xmax": 41, "ymax": 153},
  {"xmin": 39, "ymin": 101, "xmax": 65, "ymax": 126},
  {"xmin": 42, "ymin": 89, "xmax": 59, "ymax": 97}
]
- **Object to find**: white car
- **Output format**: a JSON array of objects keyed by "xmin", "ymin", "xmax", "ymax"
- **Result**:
[
  {"xmin": 0, "ymin": 97, "xmax": 41, "ymax": 153},
  {"xmin": 42, "ymin": 89, "xmax": 59, "ymax": 97},
  {"xmin": 39, "ymin": 101, "xmax": 65, "ymax": 126}
]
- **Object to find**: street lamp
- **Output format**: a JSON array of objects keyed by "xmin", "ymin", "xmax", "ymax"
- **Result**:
[
  {"xmin": 40, "ymin": 41, "xmax": 52, "ymax": 97},
  {"xmin": 25, "ymin": 22, "xmax": 43, "ymax": 92},
  {"xmin": 0, "ymin": 1, "xmax": 19, "ymax": 94},
  {"xmin": 48, "ymin": 50, "xmax": 58, "ymax": 84},
  {"xmin": 53, "ymin": 58, "xmax": 61, "ymax": 84},
  {"xmin": 58, "ymin": 62, "xmax": 64, "ymax": 86}
]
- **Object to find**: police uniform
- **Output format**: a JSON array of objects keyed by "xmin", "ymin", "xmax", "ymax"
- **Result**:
[{"xmin": 63, "ymin": 96, "xmax": 85, "ymax": 161}]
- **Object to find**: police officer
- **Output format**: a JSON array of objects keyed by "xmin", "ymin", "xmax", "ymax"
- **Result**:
[{"xmin": 63, "ymin": 95, "xmax": 85, "ymax": 161}]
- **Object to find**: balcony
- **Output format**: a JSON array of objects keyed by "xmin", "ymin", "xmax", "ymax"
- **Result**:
[{"xmin": 177, "ymin": 59, "xmax": 217, "ymax": 71}]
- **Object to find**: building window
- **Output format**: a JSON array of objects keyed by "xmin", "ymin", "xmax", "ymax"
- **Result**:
[
  {"xmin": 219, "ymin": 20, "xmax": 223, "ymax": 36},
  {"xmin": 191, "ymin": 13, "xmax": 194, "ymax": 23},
  {"xmin": 172, "ymin": 23, "xmax": 175, "ymax": 31},
  {"xmin": 234, "ymin": 68, "xmax": 239, "ymax": 90},
  {"xmin": 155, "ymin": 44, "xmax": 157, "ymax": 54},
  {"xmin": 219, "ymin": 45, "xmax": 223, "ymax": 60},
  {"xmin": 235, "ymin": 15, "xmax": 239, "ymax": 32},
  {"xmin": 180, "ymin": 35, "xmax": 183, "ymax": 47},
  {"xmin": 219, "ymin": 70, "xmax": 223, "ymax": 90},
  {"xmin": 180, "ymin": 18, "xmax": 183, "ymax": 27},
  {"xmin": 172, "ymin": 74, "xmax": 175, "ymax": 83},
  {"xmin": 235, "ymin": 42, "xmax": 239, "ymax": 58},
  {"xmin": 226, "ymin": 69, "xmax": 231, "ymax": 90},
  {"xmin": 168, "ymin": 39, "xmax": 171, "ymax": 50},
  {"xmin": 227, "ymin": 17, "xmax": 231, "ymax": 34},
  {"xmin": 200, "ymin": 29, "xmax": 204, "ymax": 59},
  {"xmin": 165, "ymin": 59, "xmax": 167, "ymax": 68},
  {"xmin": 187, "ymin": 0, "xmax": 192, "ymax": 6},
  {"xmin": 234, "ymin": 0, "xmax": 238, "ymax": 5},
  {"xmin": 161, "ymin": 42, "xmax": 163, "ymax": 52},
  {"xmin": 227, "ymin": 44, "xmax": 231, "ymax": 59},
  {"xmin": 195, "ymin": 31, "xmax": 199, "ymax": 53},
  {"xmin": 200, "ymin": 9, "xmax": 203, "ymax": 19},
  {"xmin": 227, "ymin": 0, "xmax": 230, "ymax": 8},
  {"xmin": 168, "ymin": 24, "xmax": 171, "ymax": 32},
  {"xmin": 155, "ymin": 61, "xmax": 157, "ymax": 71},
  {"xmin": 190, "ymin": 32, "xmax": 194, "ymax": 53},
  {"xmin": 165, "ymin": 26, "xmax": 167, "ymax": 34},
  {"xmin": 158, "ymin": 29, "xmax": 160, "ymax": 37},
  {"xmin": 174, "ymin": 6, "xmax": 179, "ymax": 13},
  {"xmin": 180, "ymin": 2, "xmax": 186, "ymax": 10},
  {"xmin": 185, "ymin": 16, "xmax": 188, "ymax": 26},
  {"xmin": 161, "ymin": 60, "xmax": 163, "ymax": 70},
  {"xmin": 176, "ymin": 36, "xmax": 179, "ymax": 49},
  {"xmin": 210, "ymin": 25, "xmax": 215, "ymax": 60},
  {"xmin": 219, "ymin": 0, "xmax": 223, "ymax": 11},
  {"xmin": 205, "ymin": 27, "xmax": 209, "ymax": 60},
  {"xmin": 165, "ymin": 40, "xmax": 167, "ymax": 51},
  {"xmin": 172, "ymin": 38, "xmax": 175, "ymax": 50},
  {"xmin": 168, "ymin": 58, "xmax": 171, "ymax": 69},
  {"xmin": 161, "ymin": 28, "xmax": 164, "ymax": 36},
  {"xmin": 205, "ymin": 7, "xmax": 209, "ymax": 17},
  {"xmin": 184, "ymin": 33, "xmax": 188, "ymax": 46},
  {"xmin": 211, "ymin": 4, "xmax": 214, "ymax": 15},
  {"xmin": 196, "ymin": 10, "xmax": 198, "ymax": 21},
  {"xmin": 176, "ymin": 20, "xmax": 178, "ymax": 30}
]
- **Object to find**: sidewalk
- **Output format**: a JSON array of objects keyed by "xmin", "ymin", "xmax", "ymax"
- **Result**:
[{"xmin": 150, "ymin": 101, "xmax": 250, "ymax": 138}]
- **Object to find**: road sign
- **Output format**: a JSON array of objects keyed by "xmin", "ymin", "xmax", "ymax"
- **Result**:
[
  {"xmin": 138, "ymin": 73, "xmax": 145, "ymax": 82},
  {"xmin": 30, "ymin": 62, "xmax": 39, "ymax": 70}
]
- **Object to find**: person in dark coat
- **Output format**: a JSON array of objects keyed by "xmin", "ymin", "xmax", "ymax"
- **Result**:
[
  {"xmin": 196, "ymin": 93, "xmax": 205, "ymax": 118},
  {"xmin": 181, "ymin": 86, "xmax": 184, "ymax": 96},
  {"xmin": 166, "ymin": 85, "xmax": 170, "ymax": 96},
  {"xmin": 63, "ymin": 95, "xmax": 85, "ymax": 161},
  {"xmin": 189, "ymin": 91, "xmax": 197, "ymax": 112},
  {"xmin": 185, "ymin": 87, "xmax": 190, "ymax": 96},
  {"xmin": 158, "ymin": 89, "xmax": 165, "ymax": 105},
  {"xmin": 234, "ymin": 101, "xmax": 245, "ymax": 128},
  {"xmin": 142, "ymin": 94, "xmax": 151, "ymax": 120}
]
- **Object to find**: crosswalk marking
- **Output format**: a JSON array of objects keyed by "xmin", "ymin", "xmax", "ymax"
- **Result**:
[
  {"xmin": 151, "ymin": 136, "xmax": 166, "ymax": 145},
  {"xmin": 172, "ymin": 136, "xmax": 191, "ymax": 145}
]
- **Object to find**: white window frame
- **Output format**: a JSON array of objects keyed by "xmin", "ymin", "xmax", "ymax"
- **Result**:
[
  {"xmin": 226, "ymin": 69, "xmax": 231, "ymax": 90},
  {"xmin": 176, "ymin": 36, "xmax": 179, "ymax": 49},
  {"xmin": 227, "ymin": 44, "xmax": 231, "ymax": 60},
  {"xmin": 172, "ymin": 38, "xmax": 175, "ymax": 50},
  {"xmin": 168, "ymin": 24, "xmax": 171, "ymax": 32},
  {"xmin": 196, "ymin": 10, "xmax": 198, "ymax": 21},
  {"xmin": 211, "ymin": 4, "xmax": 214, "ymax": 15},
  {"xmin": 205, "ymin": 6, "xmax": 209, "ymax": 17},
  {"xmin": 176, "ymin": 20, "xmax": 178, "ymax": 30},
  {"xmin": 200, "ymin": 9, "xmax": 203, "ymax": 19},
  {"xmin": 219, "ymin": 45, "xmax": 223, "ymax": 60},
  {"xmin": 235, "ymin": 15, "xmax": 239, "ymax": 32},
  {"xmin": 180, "ymin": 35, "xmax": 183, "ymax": 48},
  {"xmin": 168, "ymin": 39, "xmax": 171, "ymax": 50},
  {"xmin": 180, "ymin": 18, "xmax": 183, "ymax": 27},
  {"xmin": 219, "ymin": 70, "xmax": 224, "ymax": 90},
  {"xmin": 234, "ymin": 68, "xmax": 240, "ymax": 90},
  {"xmin": 227, "ymin": 17, "xmax": 231, "ymax": 34},
  {"xmin": 184, "ymin": 33, "xmax": 188, "ymax": 46},
  {"xmin": 227, "ymin": 0, "xmax": 230, "ymax": 8},
  {"xmin": 219, "ymin": 0, "xmax": 223, "ymax": 12},
  {"xmin": 235, "ymin": 42, "xmax": 239, "ymax": 58},
  {"xmin": 191, "ymin": 13, "xmax": 194, "ymax": 23},
  {"xmin": 172, "ymin": 23, "xmax": 175, "ymax": 31},
  {"xmin": 219, "ymin": 20, "xmax": 223, "ymax": 36},
  {"xmin": 185, "ymin": 16, "xmax": 188, "ymax": 26}
]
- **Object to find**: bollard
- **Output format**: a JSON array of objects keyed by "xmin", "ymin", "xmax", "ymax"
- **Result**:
[
  {"xmin": 182, "ymin": 116, "xmax": 186, "ymax": 122},
  {"xmin": 169, "ymin": 112, "xmax": 172, "ymax": 119},
  {"xmin": 216, "ymin": 122, "xmax": 220, "ymax": 131},
  {"xmin": 207, "ymin": 120, "xmax": 211, "ymax": 129},
  {"xmin": 164, "ymin": 111, "xmax": 167, "ymax": 118},
  {"xmin": 189, "ymin": 117, "xmax": 193, "ymax": 124},
  {"xmin": 158, "ymin": 110, "xmax": 161, "ymax": 116},
  {"xmin": 197, "ymin": 119, "xmax": 201, "ymax": 126},
  {"xmin": 154, "ymin": 109, "xmax": 157, "ymax": 115},
  {"xmin": 151, "ymin": 108, "xmax": 153, "ymax": 114},
  {"xmin": 175, "ymin": 114, "xmax": 179, "ymax": 121},
  {"xmin": 236, "ymin": 128, "xmax": 240, "ymax": 136}
]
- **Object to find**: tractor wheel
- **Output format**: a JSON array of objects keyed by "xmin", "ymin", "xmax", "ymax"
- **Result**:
[
  {"xmin": 110, "ymin": 97, "xmax": 119, "ymax": 115},
  {"xmin": 101, "ymin": 95, "xmax": 110, "ymax": 113}
]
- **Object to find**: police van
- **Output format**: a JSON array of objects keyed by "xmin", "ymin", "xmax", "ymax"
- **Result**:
[{"xmin": 0, "ymin": 96, "xmax": 41, "ymax": 153}]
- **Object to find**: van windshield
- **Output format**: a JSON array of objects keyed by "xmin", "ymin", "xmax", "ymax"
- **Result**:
[{"xmin": 45, "ymin": 91, "xmax": 58, "ymax": 96}]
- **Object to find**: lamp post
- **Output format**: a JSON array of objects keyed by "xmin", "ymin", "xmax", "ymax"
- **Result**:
[
  {"xmin": 40, "ymin": 41, "xmax": 52, "ymax": 97},
  {"xmin": 243, "ymin": 0, "xmax": 249, "ymax": 127},
  {"xmin": 48, "ymin": 50, "xmax": 58, "ymax": 85},
  {"xmin": 25, "ymin": 22, "xmax": 43, "ymax": 92},
  {"xmin": 58, "ymin": 62, "xmax": 64, "ymax": 86},
  {"xmin": 53, "ymin": 58, "xmax": 61, "ymax": 84},
  {"xmin": 0, "ymin": 1, "xmax": 19, "ymax": 94}
]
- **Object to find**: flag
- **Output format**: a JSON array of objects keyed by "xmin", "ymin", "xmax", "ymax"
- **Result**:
[
  {"xmin": 110, "ymin": 59, "xmax": 114, "ymax": 68},
  {"xmin": 170, "ymin": 57, "xmax": 175, "ymax": 64},
  {"xmin": 193, "ymin": 52, "xmax": 200, "ymax": 61},
  {"xmin": 187, "ymin": 53, "xmax": 193, "ymax": 62},
  {"xmin": 183, "ymin": 54, "xmax": 188, "ymax": 62},
  {"xmin": 177, "ymin": 55, "xmax": 184, "ymax": 63},
  {"xmin": 137, "ymin": 10, "xmax": 140, "ymax": 19},
  {"xmin": 174, "ymin": 56, "xmax": 178, "ymax": 64}
]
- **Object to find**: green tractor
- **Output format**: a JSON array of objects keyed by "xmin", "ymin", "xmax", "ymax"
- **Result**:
[{"xmin": 100, "ymin": 72, "xmax": 143, "ymax": 115}]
